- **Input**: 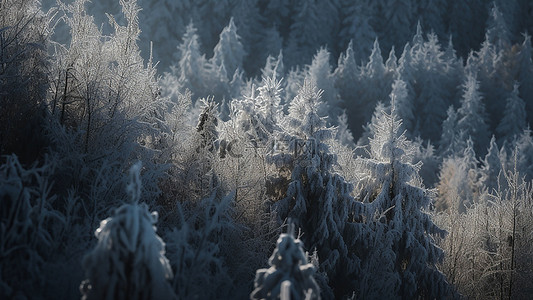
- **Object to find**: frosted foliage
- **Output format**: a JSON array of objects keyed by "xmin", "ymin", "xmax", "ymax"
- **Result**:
[
  {"xmin": 368, "ymin": 108, "xmax": 413, "ymax": 164},
  {"xmin": 305, "ymin": 48, "xmax": 338, "ymax": 119},
  {"xmin": 356, "ymin": 107, "xmax": 450, "ymax": 298},
  {"xmin": 390, "ymin": 78, "xmax": 413, "ymax": 134},
  {"xmin": 261, "ymin": 51, "xmax": 285, "ymax": 84},
  {"xmin": 480, "ymin": 136, "xmax": 503, "ymax": 193},
  {"xmin": 286, "ymin": 80, "xmax": 330, "ymax": 141},
  {"xmin": 516, "ymin": 34, "xmax": 533, "ymax": 124},
  {"xmin": 271, "ymin": 80, "xmax": 365, "ymax": 297},
  {"xmin": 364, "ymin": 38, "xmax": 386, "ymax": 78},
  {"xmin": 457, "ymin": 74, "xmax": 490, "ymax": 156},
  {"xmin": 336, "ymin": 110, "xmax": 355, "ymax": 147},
  {"xmin": 512, "ymin": 128, "xmax": 533, "ymax": 180},
  {"xmin": 496, "ymin": 83, "xmax": 527, "ymax": 141},
  {"xmin": 251, "ymin": 233, "xmax": 320, "ymax": 300},
  {"xmin": 80, "ymin": 203, "xmax": 175, "ymax": 300},
  {"xmin": 486, "ymin": 3, "xmax": 511, "ymax": 52},
  {"xmin": 80, "ymin": 163, "xmax": 174, "ymax": 300},
  {"xmin": 338, "ymin": 0, "xmax": 376, "ymax": 60},
  {"xmin": 212, "ymin": 18, "xmax": 245, "ymax": 79},
  {"xmin": 0, "ymin": 155, "xmax": 65, "ymax": 297},
  {"xmin": 257, "ymin": 76, "xmax": 283, "ymax": 125},
  {"xmin": 439, "ymin": 106, "xmax": 464, "ymax": 157},
  {"xmin": 169, "ymin": 22, "xmax": 208, "ymax": 98},
  {"xmin": 165, "ymin": 190, "xmax": 236, "ymax": 299}
]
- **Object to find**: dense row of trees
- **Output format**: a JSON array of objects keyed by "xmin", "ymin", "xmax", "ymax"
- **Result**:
[{"xmin": 1, "ymin": 0, "xmax": 533, "ymax": 299}]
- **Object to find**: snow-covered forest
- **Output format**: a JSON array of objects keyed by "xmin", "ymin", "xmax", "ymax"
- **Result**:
[{"xmin": 2, "ymin": 0, "xmax": 533, "ymax": 299}]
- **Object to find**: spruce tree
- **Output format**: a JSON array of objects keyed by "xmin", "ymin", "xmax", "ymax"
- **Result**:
[{"xmin": 354, "ymin": 105, "xmax": 451, "ymax": 299}]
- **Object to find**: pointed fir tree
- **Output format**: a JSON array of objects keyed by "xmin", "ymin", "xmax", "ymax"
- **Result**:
[
  {"xmin": 80, "ymin": 163, "xmax": 176, "ymax": 300},
  {"xmin": 375, "ymin": 0, "xmax": 416, "ymax": 53},
  {"xmin": 261, "ymin": 50, "xmax": 285, "ymax": 84},
  {"xmin": 390, "ymin": 77, "xmax": 414, "ymax": 135},
  {"xmin": 354, "ymin": 104, "xmax": 451, "ymax": 299},
  {"xmin": 456, "ymin": 74, "xmax": 490, "ymax": 157},
  {"xmin": 251, "ymin": 228, "xmax": 320, "ymax": 300},
  {"xmin": 417, "ymin": 33, "xmax": 454, "ymax": 142},
  {"xmin": 163, "ymin": 22, "xmax": 208, "ymax": 100},
  {"xmin": 497, "ymin": 83, "xmax": 527, "ymax": 143},
  {"xmin": 271, "ymin": 80, "xmax": 367, "ymax": 298},
  {"xmin": 165, "ymin": 188, "xmax": 237, "ymax": 299},
  {"xmin": 305, "ymin": 48, "xmax": 339, "ymax": 121},
  {"xmin": 512, "ymin": 127, "xmax": 533, "ymax": 180},
  {"xmin": 334, "ymin": 40, "xmax": 361, "ymax": 138},
  {"xmin": 211, "ymin": 17, "xmax": 245, "ymax": 80},
  {"xmin": 338, "ymin": 0, "xmax": 377, "ymax": 61},
  {"xmin": 439, "ymin": 106, "xmax": 465, "ymax": 158},
  {"xmin": 485, "ymin": 2, "xmax": 511, "ymax": 54},
  {"xmin": 515, "ymin": 33, "xmax": 533, "ymax": 125},
  {"xmin": 336, "ymin": 110, "xmax": 355, "ymax": 147},
  {"xmin": 480, "ymin": 135, "xmax": 504, "ymax": 193}
]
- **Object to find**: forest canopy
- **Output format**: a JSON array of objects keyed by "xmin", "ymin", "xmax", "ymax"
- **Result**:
[{"xmin": 1, "ymin": 0, "xmax": 533, "ymax": 299}]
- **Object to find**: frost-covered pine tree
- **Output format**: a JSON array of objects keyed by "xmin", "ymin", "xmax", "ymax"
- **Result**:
[
  {"xmin": 439, "ymin": 106, "xmax": 465, "ymax": 158},
  {"xmin": 485, "ymin": 2, "xmax": 511, "ymax": 54},
  {"xmin": 480, "ymin": 135, "xmax": 504, "ymax": 193},
  {"xmin": 512, "ymin": 127, "xmax": 533, "ymax": 181},
  {"xmin": 271, "ymin": 80, "xmax": 366, "ymax": 298},
  {"xmin": 285, "ymin": 0, "xmax": 338, "ymax": 67},
  {"xmin": 334, "ymin": 40, "xmax": 360, "ymax": 137},
  {"xmin": 338, "ymin": 0, "xmax": 376, "ymax": 61},
  {"xmin": 375, "ymin": 0, "xmax": 416, "ymax": 53},
  {"xmin": 163, "ymin": 22, "xmax": 208, "ymax": 101},
  {"xmin": 165, "ymin": 188, "xmax": 237, "ymax": 299},
  {"xmin": 456, "ymin": 74, "xmax": 490, "ymax": 157},
  {"xmin": 305, "ymin": 48, "xmax": 339, "ymax": 121},
  {"xmin": 416, "ymin": 33, "xmax": 455, "ymax": 141},
  {"xmin": 352, "ymin": 38, "xmax": 394, "ymax": 139},
  {"xmin": 192, "ymin": 98, "xmax": 220, "ymax": 199},
  {"xmin": 251, "ymin": 229, "xmax": 320, "ymax": 300},
  {"xmin": 354, "ymin": 104, "xmax": 451, "ymax": 298},
  {"xmin": 211, "ymin": 17, "xmax": 245, "ymax": 80},
  {"xmin": 336, "ymin": 110, "xmax": 355, "ymax": 147},
  {"xmin": 390, "ymin": 77, "xmax": 414, "ymax": 135},
  {"xmin": 497, "ymin": 83, "xmax": 527, "ymax": 143},
  {"xmin": 515, "ymin": 33, "xmax": 533, "ymax": 125},
  {"xmin": 80, "ymin": 163, "xmax": 175, "ymax": 300},
  {"xmin": 261, "ymin": 50, "xmax": 285, "ymax": 84}
]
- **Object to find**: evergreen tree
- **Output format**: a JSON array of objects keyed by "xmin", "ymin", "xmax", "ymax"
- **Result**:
[
  {"xmin": 305, "ymin": 48, "xmax": 339, "ymax": 120},
  {"xmin": 251, "ymin": 229, "xmax": 320, "ymax": 300},
  {"xmin": 334, "ymin": 41, "xmax": 361, "ymax": 138},
  {"xmin": 355, "ymin": 105, "xmax": 451, "ymax": 299},
  {"xmin": 80, "ymin": 163, "xmax": 176, "ymax": 300},
  {"xmin": 272, "ymin": 80, "xmax": 366, "ymax": 298},
  {"xmin": 231, "ymin": 0, "xmax": 265, "ymax": 76},
  {"xmin": 390, "ymin": 77, "xmax": 414, "ymax": 135},
  {"xmin": 439, "ymin": 106, "xmax": 464, "ymax": 158},
  {"xmin": 261, "ymin": 51, "xmax": 285, "ymax": 84},
  {"xmin": 456, "ymin": 74, "xmax": 490, "ymax": 157},
  {"xmin": 480, "ymin": 135, "xmax": 504, "ymax": 193},
  {"xmin": 512, "ymin": 127, "xmax": 533, "ymax": 180},
  {"xmin": 416, "ymin": 33, "xmax": 454, "ymax": 142},
  {"xmin": 338, "ymin": 0, "xmax": 376, "ymax": 61},
  {"xmin": 163, "ymin": 22, "xmax": 208, "ymax": 100},
  {"xmin": 375, "ymin": 0, "xmax": 416, "ymax": 53},
  {"xmin": 165, "ymin": 188, "xmax": 237, "ymax": 299},
  {"xmin": 515, "ymin": 33, "xmax": 533, "ymax": 125},
  {"xmin": 485, "ymin": 2, "xmax": 511, "ymax": 53},
  {"xmin": 336, "ymin": 110, "xmax": 355, "ymax": 147},
  {"xmin": 211, "ymin": 17, "xmax": 245, "ymax": 80},
  {"xmin": 497, "ymin": 83, "xmax": 527, "ymax": 143}
]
